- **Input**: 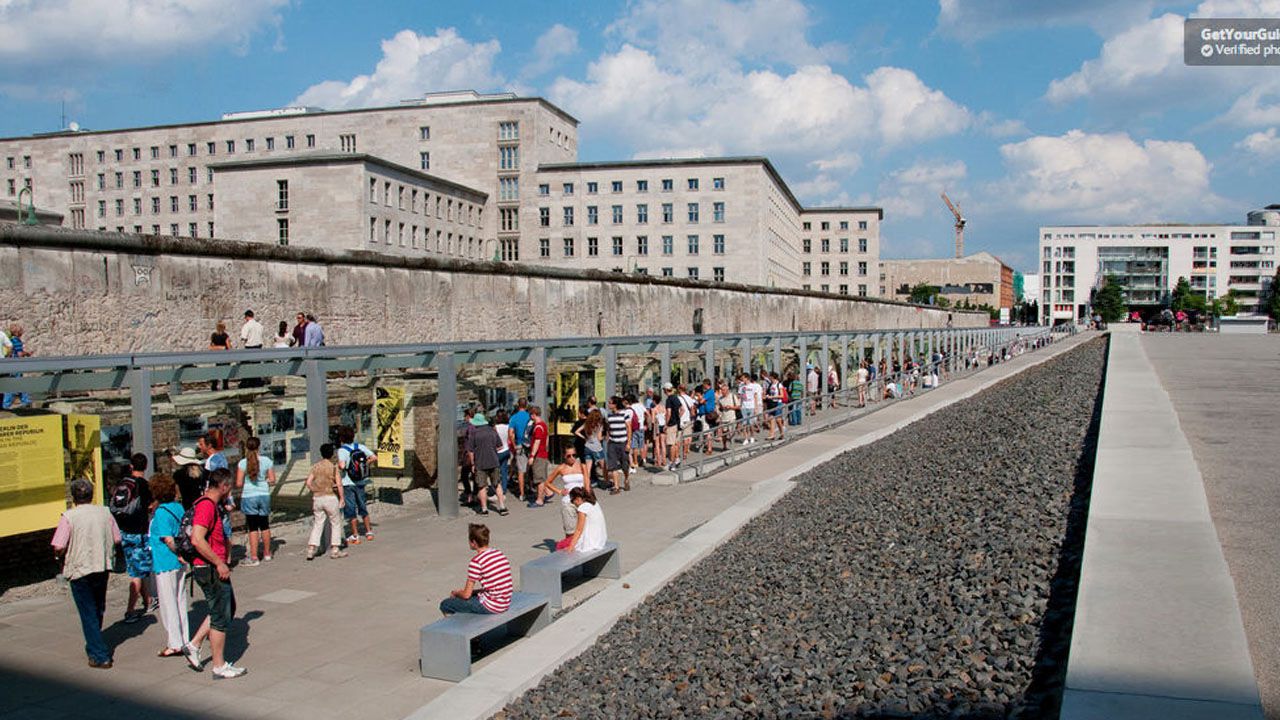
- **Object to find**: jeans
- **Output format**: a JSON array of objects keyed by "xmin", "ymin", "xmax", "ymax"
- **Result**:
[
  {"xmin": 496, "ymin": 450, "xmax": 511, "ymax": 494},
  {"xmin": 439, "ymin": 594, "xmax": 491, "ymax": 615},
  {"xmin": 69, "ymin": 571, "xmax": 110, "ymax": 663},
  {"xmin": 343, "ymin": 484, "xmax": 369, "ymax": 520},
  {"xmin": 788, "ymin": 405, "xmax": 802, "ymax": 426}
]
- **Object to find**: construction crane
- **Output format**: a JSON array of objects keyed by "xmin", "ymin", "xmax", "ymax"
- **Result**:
[{"xmin": 941, "ymin": 191, "xmax": 965, "ymax": 258}]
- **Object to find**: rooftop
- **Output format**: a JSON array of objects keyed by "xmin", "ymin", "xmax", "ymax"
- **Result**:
[{"xmin": 208, "ymin": 152, "xmax": 488, "ymax": 201}]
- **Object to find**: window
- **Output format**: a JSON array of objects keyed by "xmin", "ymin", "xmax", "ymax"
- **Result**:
[
  {"xmin": 151, "ymin": 169, "xmax": 160, "ymax": 187},
  {"xmin": 636, "ymin": 204, "xmax": 648, "ymax": 224},
  {"xmin": 278, "ymin": 218, "xmax": 289, "ymax": 246},
  {"xmin": 839, "ymin": 221, "xmax": 849, "ymax": 230},
  {"xmin": 500, "ymin": 238, "xmax": 519, "ymax": 261},
  {"xmin": 611, "ymin": 181, "xmax": 623, "ymax": 193},
  {"xmin": 207, "ymin": 194, "xmax": 214, "ymax": 211},
  {"xmin": 286, "ymin": 135, "xmax": 296, "ymax": 149},
  {"xmin": 5, "ymin": 179, "xmax": 12, "ymax": 195},
  {"xmin": 662, "ymin": 267, "xmax": 674, "ymax": 277},
  {"xmin": 713, "ymin": 202, "xmax": 724, "ymax": 223},
  {"xmin": 420, "ymin": 126, "xmax": 431, "ymax": 140},
  {"xmin": 803, "ymin": 221, "xmax": 811, "ymax": 231},
  {"xmin": 97, "ymin": 200, "xmax": 105, "ymax": 217},
  {"xmin": 115, "ymin": 172, "xmax": 123, "ymax": 188},
  {"xmin": 636, "ymin": 180, "xmax": 648, "ymax": 193},
  {"xmin": 500, "ymin": 207, "xmax": 519, "ymax": 231},
  {"xmin": 539, "ymin": 207, "xmax": 550, "ymax": 227},
  {"xmin": 637, "ymin": 235, "xmax": 649, "ymax": 255},
  {"xmin": 132, "ymin": 171, "xmax": 141, "ymax": 188},
  {"xmin": 499, "ymin": 177, "xmax": 519, "ymax": 201},
  {"xmin": 383, "ymin": 181, "xmax": 391, "ymax": 206},
  {"xmin": 189, "ymin": 222, "xmax": 198, "ymax": 238},
  {"xmin": 397, "ymin": 222, "xmax": 405, "ymax": 247},
  {"xmin": 170, "ymin": 223, "xmax": 179, "ymax": 236},
  {"xmin": 188, "ymin": 167, "xmax": 197, "ymax": 184},
  {"xmin": 187, "ymin": 143, "xmax": 197, "ymax": 156},
  {"xmin": 538, "ymin": 183, "xmax": 550, "ymax": 196},
  {"xmin": 188, "ymin": 195, "xmax": 197, "ymax": 212},
  {"xmin": 839, "ymin": 261, "xmax": 849, "ymax": 276},
  {"xmin": 133, "ymin": 225, "xmax": 142, "ymax": 234},
  {"xmin": 586, "ymin": 237, "xmax": 599, "ymax": 256},
  {"xmin": 858, "ymin": 220, "xmax": 868, "ymax": 230},
  {"xmin": 563, "ymin": 182, "xmax": 574, "ymax": 195},
  {"xmin": 839, "ymin": 284, "xmax": 849, "ymax": 295},
  {"xmin": 563, "ymin": 207, "xmax": 574, "ymax": 226},
  {"xmin": 820, "ymin": 284, "xmax": 829, "ymax": 292},
  {"xmin": 277, "ymin": 180, "xmax": 289, "ymax": 210},
  {"xmin": 132, "ymin": 198, "xmax": 141, "ymax": 215},
  {"xmin": 150, "ymin": 197, "xmax": 160, "ymax": 214},
  {"xmin": 95, "ymin": 151, "xmax": 104, "ymax": 163},
  {"xmin": 820, "ymin": 221, "xmax": 829, "ymax": 231},
  {"xmin": 587, "ymin": 206, "xmax": 598, "ymax": 225},
  {"xmin": 68, "ymin": 152, "xmax": 84, "ymax": 175},
  {"xmin": 96, "ymin": 173, "xmax": 104, "ymax": 190},
  {"xmin": 132, "ymin": 148, "xmax": 140, "ymax": 161},
  {"xmin": 207, "ymin": 142, "xmax": 216, "ymax": 155},
  {"xmin": 539, "ymin": 238, "xmax": 551, "ymax": 257},
  {"xmin": 611, "ymin": 205, "xmax": 623, "ymax": 224},
  {"xmin": 687, "ymin": 178, "xmax": 699, "ymax": 191},
  {"xmin": 662, "ymin": 235, "xmax": 674, "ymax": 255},
  {"xmin": 687, "ymin": 235, "xmax": 699, "ymax": 255},
  {"xmin": 858, "ymin": 238, "xmax": 867, "ymax": 253},
  {"xmin": 226, "ymin": 140, "xmax": 235, "ymax": 154},
  {"xmin": 306, "ymin": 134, "xmax": 316, "ymax": 148},
  {"xmin": 167, "ymin": 145, "xmax": 177, "ymax": 158},
  {"xmin": 687, "ymin": 203, "xmax": 699, "ymax": 223},
  {"xmin": 420, "ymin": 152, "xmax": 430, "ymax": 170},
  {"xmin": 586, "ymin": 181, "xmax": 598, "ymax": 194},
  {"xmin": 169, "ymin": 168, "xmax": 177, "ymax": 185},
  {"xmin": 661, "ymin": 203, "xmax": 673, "ymax": 223},
  {"xmin": 564, "ymin": 238, "xmax": 575, "ymax": 257},
  {"xmin": 498, "ymin": 121, "xmax": 519, "ymax": 140},
  {"xmin": 713, "ymin": 234, "xmax": 725, "ymax": 254},
  {"xmin": 169, "ymin": 196, "xmax": 178, "ymax": 212},
  {"xmin": 635, "ymin": 267, "xmax": 648, "ymax": 275},
  {"xmin": 837, "ymin": 238, "xmax": 847, "ymax": 253},
  {"xmin": 802, "ymin": 262, "xmax": 812, "ymax": 276},
  {"xmin": 246, "ymin": 139, "xmax": 255, "ymax": 152},
  {"xmin": 661, "ymin": 178, "xmax": 673, "ymax": 192},
  {"xmin": 821, "ymin": 238, "xmax": 830, "ymax": 253},
  {"xmin": 687, "ymin": 267, "xmax": 699, "ymax": 279},
  {"xmin": 803, "ymin": 238, "xmax": 811, "ymax": 253},
  {"xmin": 713, "ymin": 177, "xmax": 724, "ymax": 190},
  {"xmin": 820, "ymin": 261, "xmax": 830, "ymax": 276},
  {"xmin": 266, "ymin": 137, "xmax": 275, "ymax": 150},
  {"xmin": 612, "ymin": 236, "xmax": 623, "ymax": 256},
  {"xmin": 115, "ymin": 149, "xmax": 124, "ymax": 162},
  {"xmin": 152, "ymin": 224, "xmax": 160, "ymax": 235},
  {"xmin": 858, "ymin": 261, "xmax": 867, "ymax": 276}
]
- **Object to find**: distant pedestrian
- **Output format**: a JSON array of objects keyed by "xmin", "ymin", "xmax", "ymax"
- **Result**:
[
  {"xmin": 338, "ymin": 426, "xmax": 377, "ymax": 544},
  {"xmin": 147, "ymin": 473, "xmax": 191, "ymax": 659},
  {"xmin": 52, "ymin": 479, "xmax": 121, "ymax": 669},
  {"xmin": 169, "ymin": 447, "xmax": 205, "ymax": 511},
  {"xmin": 187, "ymin": 468, "xmax": 247, "ymax": 679},
  {"xmin": 439, "ymin": 524, "xmax": 512, "ymax": 616},
  {"xmin": 605, "ymin": 396, "xmax": 631, "ymax": 494},
  {"xmin": 856, "ymin": 361, "xmax": 869, "ymax": 407},
  {"xmin": 208, "ymin": 321, "xmax": 231, "ymax": 390},
  {"xmin": 291, "ymin": 312, "xmax": 308, "ymax": 347},
  {"xmin": 575, "ymin": 408, "xmax": 605, "ymax": 490},
  {"xmin": 304, "ymin": 443, "xmax": 347, "ymax": 560},
  {"xmin": 303, "ymin": 314, "xmax": 324, "ymax": 347},
  {"xmin": 715, "ymin": 380, "xmax": 739, "ymax": 450},
  {"xmin": 235, "ymin": 436, "xmax": 275, "ymax": 565},
  {"xmin": 627, "ymin": 393, "xmax": 647, "ymax": 468},
  {"xmin": 698, "ymin": 380, "xmax": 718, "ymax": 454},
  {"xmin": 528, "ymin": 406, "xmax": 550, "ymax": 500},
  {"xmin": 272, "ymin": 321, "xmax": 292, "ymax": 348},
  {"xmin": 662, "ymin": 383, "xmax": 684, "ymax": 469},
  {"xmin": 109, "ymin": 453, "xmax": 153, "ymax": 624},
  {"xmin": 492, "ymin": 410, "xmax": 512, "ymax": 497},
  {"xmin": 2, "ymin": 322, "xmax": 31, "ymax": 407},
  {"xmin": 466, "ymin": 413, "xmax": 510, "ymax": 516},
  {"xmin": 508, "ymin": 400, "xmax": 531, "ymax": 500},
  {"xmin": 239, "ymin": 310, "xmax": 264, "ymax": 350}
]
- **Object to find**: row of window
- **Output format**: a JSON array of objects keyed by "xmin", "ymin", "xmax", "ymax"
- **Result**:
[
  {"xmin": 536, "ymin": 234, "xmax": 728, "ymax": 258},
  {"xmin": 95, "ymin": 222, "xmax": 213, "ymax": 238},
  {"xmin": 539, "ymin": 202, "xmax": 725, "ymax": 227},
  {"xmin": 803, "ymin": 220, "xmax": 866, "ymax": 231},
  {"xmin": 95, "ymin": 194, "xmax": 214, "ymax": 217},
  {"xmin": 64, "ymin": 135, "xmax": 320, "ymax": 170},
  {"xmin": 539, "ymin": 177, "xmax": 726, "ymax": 196},
  {"xmin": 367, "ymin": 178, "xmax": 480, "ymax": 227},
  {"xmin": 87, "ymin": 166, "xmax": 212, "ymax": 192},
  {"xmin": 5, "ymin": 177, "xmax": 31, "ymax": 195},
  {"xmin": 368, "ymin": 216, "xmax": 484, "ymax": 258},
  {"xmin": 800, "ymin": 283, "xmax": 870, "ymax": 296},
  {"xmin": 803, "ymin": 237, "xmax": 869, "ymax": 254},
  {"xmin": 802, "ymin": 261, "xmax": 870, "ymax": 277}
]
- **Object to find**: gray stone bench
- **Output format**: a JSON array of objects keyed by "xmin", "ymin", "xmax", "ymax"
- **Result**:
[
  {"xmin": 520, "ymin": 542, "xmax": 621, "ymax": 609},
  {"xmin": 419, "ymin": 591, "xmax": 551, "ymax": 681}
]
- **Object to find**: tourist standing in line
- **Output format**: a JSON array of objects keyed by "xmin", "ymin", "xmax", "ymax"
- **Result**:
[
  {"xmin": 337, "ymin": 425, "xmax": 377, "ymax": 544},
  {"xmin": 304, "ymin": 443, "xmax": 347, "ymax": 560},
  {"xmin": 187, "ymin": 468, "xmax": 247, "ymax": 679},
  {"xmin": 439, "ymin": 524, "xmax": 513, "ymax": 616},
  {"xmin": 677, "ymin": 384, "xmax": 698, "ymax": 460},
  {"xmin": 662, "ymin": 383, "xmax": 683, "ymax": 470},
  {"xmin": 762, "ymin": 373, "xmax": 783, "ymax": 440},
  {"xmin": 170, "ymin": 447, "xmax": 205, "ymax": 510},
  {"xmin": 208, "ymin": 321, "xmax": 231, "ymax": 390},
  {"xmin": 715, "ymin": 380, "xmax": 739, "ymax": 450},
  {"xmin": 239, "ymin": 310, "xmax": 264, "ymax": 350},
  {"xmin": 649, "ymin": 391, "xmax": 667, "ymax": 471},
  {"xmin": 147, "ymin": 473, "xmax": 191, "ymax": 659},
  {"xmin": 492, "ymin": 410, "xmax": 512, "ymax": 497},
  {"xmin": 805, "ymin": 364, "xmax": 820, "ymax": 414},
  {"xmin": 303, "ymin": 314, "xmax": 324, "ymax": 347},
  {"xmin": 698, "ymin": 379, "xmax": 718, "ymax": 455},
  {"xmin": 197, "ymin": 432, "xmax": 233, "ymax": 543},
  {"xmin": 52, "ymin": 479, "xmax": 120, "ymax": 669},
  {"xmin": 458, "ymin": 406, "xmax": 478, "ymax": 506},
  {"xmin": 508, "ymin": 399, "xmax": 531, "ymax": 501},
  {"xmin": 272, "ymin": 321, "xmax": 293, "ymax": 348},
  {"xmin": 235, "ymin": 436, "xmax": 275, "ymax": 566},
  {"xmin": 827, "ymin": 364, "xmax": 840, "ymax": 409},
  {"xmin": 558, "ymin": 487, "xmax": 608, "ymax": 553},
  {"xmin": 466, "ymin": 413, "xmax": 510, "ymax": 517},
  {"xmin": 528, "ymin": 406, "xmax": 550, "ymax": 501},
  {"xmin": 575, "ymin": 407, "xmax": 605, "ymax": 490},
  {"xmin": 2, "ymin": 322, "xmax": 30, "ymax": 408},
  {"xmin": 856, "ymin": 360, "xmax": 870, "ymax": 408},
  {"xmin": 291, "ymin": 312, "xmax": 308, "ymax": 347},
  {"xmin": 626, "ymin": 393, "xmax": 647, "ymax": 469},
  {"xmin": 538, "ymin": 447, "xmax": 587, "ymax": 539},
  {"xmin": 743, "ymin": 373, "xmax": 764, "ymax": 444},
  {"xmin": 110, "ymin": 453, "xmax": 154, "ymax": 624},
  {"xmin": 787, "ymin": 372, "xmax": 805, "ymax": 426},
  {"xmin": 605, "ymin": 396, "xmax": 631, "ymax": 494}
]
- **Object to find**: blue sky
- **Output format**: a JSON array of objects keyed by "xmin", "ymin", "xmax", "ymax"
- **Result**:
[{"xmin": 2, "ymin": 0, "xmax": 1279, "ymax": 272}]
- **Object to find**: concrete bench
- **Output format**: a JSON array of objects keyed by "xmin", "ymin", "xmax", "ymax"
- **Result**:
[
  {"xmin": 419, "ymin": 591, "xmax": 551, "ymax": 681},
  {"xmin": 520, "ymin": 542, "xmax": 621, "ymax": 609}
]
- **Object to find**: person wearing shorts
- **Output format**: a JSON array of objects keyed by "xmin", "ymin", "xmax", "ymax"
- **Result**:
[
  {"xmin": 661, "ymin": 383, "xmax": 683, "ymax": 470},
  {"xmin": 337, "ymin": 426, "xmax": 378, "ymax": 544},
  {"xmin": 528, "ymin": 406, "xmax": 550, "ymax": 494},
  {"xmin": 235, "ymin": 436, "xmax": 275, "ymax": 566},
  {"xmin": 465, "ymin": 413, "xmax": 509, "ymax": 517},
  {"xmin": 188, "ymin": 468, "xmax": 246, "ymax": 679},
  {"xmin": 605, "ymin": 396, "xmax": 631, "ymax": 493}
]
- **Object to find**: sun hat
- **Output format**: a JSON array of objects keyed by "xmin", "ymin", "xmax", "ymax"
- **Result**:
[
  {"xmin": 470, "ymin": 413, "xmax": 489, "ymax": 426},
  {"xmin": 171, "ymin": 447, "xmax": 201, "ymax": 466}
]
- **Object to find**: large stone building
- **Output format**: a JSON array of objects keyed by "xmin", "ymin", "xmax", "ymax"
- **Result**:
[
  {"xmin": 1039, "ymin": 206, "xmax": 1279, "ymax": 323},
  {"xmin": 880, "ymin": 252, "xmax": 1016, "ymax": 310},
  {"xmin": 0, "ymin": 90, "xmax": 881, "ymax": 293}
]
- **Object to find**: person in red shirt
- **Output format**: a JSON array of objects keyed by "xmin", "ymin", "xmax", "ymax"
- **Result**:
[
  {"xmin": 528, "ymin": 406, "xmax": 550, "ymax": 496},
  {"xmin": 440, "ymin": 523, "xmax": 513, "ymax": 615},
  {"xmin": 187, "ymin": 468, "xmax": 247, "ymax": 679}
]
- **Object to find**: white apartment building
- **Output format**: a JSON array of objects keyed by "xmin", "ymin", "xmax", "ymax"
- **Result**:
[
  {"xmin": 0, "ymin": 90, "xmax": 881, "ymax": 291},
  {"xmin": 1039, "ymin": 206, "xmax": 1279, "ymax": 323}
]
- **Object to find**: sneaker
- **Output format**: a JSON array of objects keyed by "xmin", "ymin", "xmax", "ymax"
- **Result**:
[
  {"xmin": 496, "ymin": 506, "xmax": 509, "ymax": 516},
  {"xmin": 88, "ymin": 658, "xmax": 113, "ymax": 669},
  {"xmin": 212, "ymin": 662, "xmax": 247, "ymax": 680},
  {"xmin": 346, "ymin": 535, "xmax": 361, "ymax": 545},
  {"xmin": 240, "ymin": 558, "xmax": 261, "ymax": 567},
  {"xmin": 123, "ymin": 611, "xmax": 141, "ymax": 624},
  {"xmin": 329, "ymin": 549, "xmax": 349, "ymax": 559},
  {"xmin": 263, "ymin": 555, "xmax": 274, "ymax": 562},
  {"xmin": 184, "ymin": 643, "xmax": 203, "ymax": 672},
  {"xmin": 478, "ymin": 509, "xmax": 490, "ymax": 516},
  {"xmin": 305, "ymin": 549, "xmax": 316, "ymax": 561},
  {"xmin": 148, "ymin": 599, "xmax": 160, "ymax": 613},
  {"xmin": 365, "ymin": 533, "xmax": 374, "ymax": 541}
]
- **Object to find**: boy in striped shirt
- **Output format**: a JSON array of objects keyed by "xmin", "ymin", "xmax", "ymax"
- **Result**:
[{"xmin": 439, "ymin": 524, "xmax": 513, "ymax": 615}]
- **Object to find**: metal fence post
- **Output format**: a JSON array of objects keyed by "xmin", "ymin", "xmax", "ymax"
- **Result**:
[
  {"xmin": 659, "ymin": 342, "xmax": 671, "ymax": 389},
  {"xmin": 303, "ymin": 359, "xmax": 329, "ymax": 462},
  {"xmin": 704, "ymin": 338, "xmax": 715, "ymax": 384},
  {"xmin": 742, "ymin": 336, "xmax": 752, "ymax": 378},
  {"xmin": 436, "ymin": 352, "xmax": 458, "ymax": 518},
  {"xmin": 772, "ymin": 336, "xmax": 782, "ymax": 376},
  {"xmin": 128, "ymin": 367, "xmax": 153, "ymax": 467},
  {"xmin": 839, "ymin": 334, "xmax": 849, "ymax": 399},
  {"xmin": 798, "ymin": 336, "xmax": 808, "ymax": 422},
  {"xmin": 820, "ymin": 335, "xmax": 830, "ymax": 401},
  {"xmin": 604, "ymin": 344, "xmax": 617, "ymax": 400},
  {"xmin": 533, "ymin": 345, "xmax": 547, "ymax": 410}
]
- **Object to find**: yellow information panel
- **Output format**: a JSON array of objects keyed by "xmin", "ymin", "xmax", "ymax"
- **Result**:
[
  {"xmin": 64, "ymin": 414, "xmax": 103, "ymax": 504},
  {"xmin": 0, "ymin": 415, "xmax": 69, "ymax": 537},
  {"xmin": 375, "ymin": 385, "xmax": 405, "ymax": 470}
]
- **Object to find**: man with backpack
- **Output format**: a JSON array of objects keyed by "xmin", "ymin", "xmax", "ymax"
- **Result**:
[
  {"xmin": 111, "ymin": 453, "xmax": 154, "ymax": 624},
  {"xmin": 338, "ymin": 425, "xmax": 378, "ymax": 545},
  {"xmin": 187, "ymin": 468, "xmax": 247, "ymax": 679}
]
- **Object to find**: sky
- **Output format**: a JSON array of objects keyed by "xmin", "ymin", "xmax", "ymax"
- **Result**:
[{"xmin": 1, "ymin": 0, "xmax": 1278, "ymax": 273}]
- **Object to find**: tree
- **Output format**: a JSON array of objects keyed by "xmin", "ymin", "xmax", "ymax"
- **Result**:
[
  {"xmin": 1221, "ymin": 289, "xmax": 1241, "ymax": 317},
  {"xmin": 1265, "ymin": 269, "xmax": 1280, "ymax": 322},
  {"xmin": 935, "ymin": 295, "xmax": 951, "ymax": 309},
  {"xmin": 1092, "ymin": 275, "xmax": 1126, "ymax": 323},
  {"xmin": 1170, "ymin": 276, "xmax": 1193, "ymax": 311},
  {"xmin": 909, "ymin": 283, "xmax": 940, "ymax": 305}
]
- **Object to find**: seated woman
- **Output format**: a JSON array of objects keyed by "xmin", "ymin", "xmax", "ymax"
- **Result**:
[{"xmin": 556, "ymin": 487, "xmax": 608, "ymax": 553}]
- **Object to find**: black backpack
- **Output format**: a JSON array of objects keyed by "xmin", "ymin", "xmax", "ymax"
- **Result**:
[
  {"xmin": 109, "ymin": 477, "xmax": 142, "ymax": 523},
  {"xmin": 344, "ymin": 444, "xmax": 370, "ymax": 483},
  {"xmin": 170, "ymin": 497, "xmax": 218, "ymax": 564}
]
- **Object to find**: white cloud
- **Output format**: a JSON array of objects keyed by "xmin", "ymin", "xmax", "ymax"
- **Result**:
[
  {"xmin": 867, "ymin": 67, "xmax": 971, "ymax": 146},
  {"xmin": 0, "ymin": 0, "xmax": 287, "ymax": 63},
  {"xmin": 1045, "ymin": 12, "xmax": 1186, "ymax": 105},
  {"xmin": 1236, "ymin": 128, "xmax": 1280, "ymax": 156},
  {"xmin": 1221, "ymin": 85, "xmax": 1280, "ymax": 127},
  {"xmin": 810, "ymin": 153, "xmax": 862, "ymax": 173},
  {"xmin": 878, "ymin": 159, "xmax": 968, "ymax": 219},
  {"xmin": 995, "ymin": 130, "xmax": 1225, "ymax": 221},
  {"xmin": 937, "ymin": 0, "xmax": 1155, "ymax": 39},
  {"xmin": 525, "ymin": 23, "xmax": 579, "ymax": 78},
  {"xmin": 294, "ymin": 28, "xmax": 504, "ymax": 109}
]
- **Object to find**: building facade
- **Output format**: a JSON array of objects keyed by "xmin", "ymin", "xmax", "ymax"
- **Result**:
[
  {"xmin": 1039, "ymin": 207, "xmax": 1279, "ymax": 323},
  {"xmin": 0, "ymin": 91, "xmax": 881, "ymax": 292},
  {"xmin": 880, "ymin": 252, "xmax": 1016, "ymax": 310}
]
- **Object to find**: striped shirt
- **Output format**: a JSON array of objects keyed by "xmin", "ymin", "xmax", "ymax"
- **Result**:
[
  {"xmin": 606, "ymin": 411, "xmax": 629, "ymax": 443},
  {"xmin": 467, "ymin": 547, "xmax": 513, "ymax": 613}
]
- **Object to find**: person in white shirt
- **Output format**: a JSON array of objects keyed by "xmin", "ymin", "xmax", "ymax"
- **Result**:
[
  {"xmin": 856, "ymin": 361, "xmax": 870, "ymax": 407},
  {"xmin": 742, "ymin": 374, "xmax": 764, "ymax": 444},
  {"xmin": 561, "ymin": 487, "xmax": 607, "ymax": 553},
  {"xmin": 627, "ymin": 394, "xmax": 647, "ymax": 468},
  {"xmin": 240, "ymin": 310, "xmax": 265, "ymax": 349}
]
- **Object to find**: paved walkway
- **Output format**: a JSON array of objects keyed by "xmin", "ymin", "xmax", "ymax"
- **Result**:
[
  {"xmin": 0, "ymin": 332, "xmax": 1084, "ymax": 720},
  {"xmin": 1143, "ymin": 332, "xmax": 1280, "ymax": 720}
]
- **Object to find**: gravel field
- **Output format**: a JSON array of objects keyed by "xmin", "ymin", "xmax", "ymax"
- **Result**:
[{"xmin": 498, "ymin": 337, "xmax": 1108, "ymax": 720}]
